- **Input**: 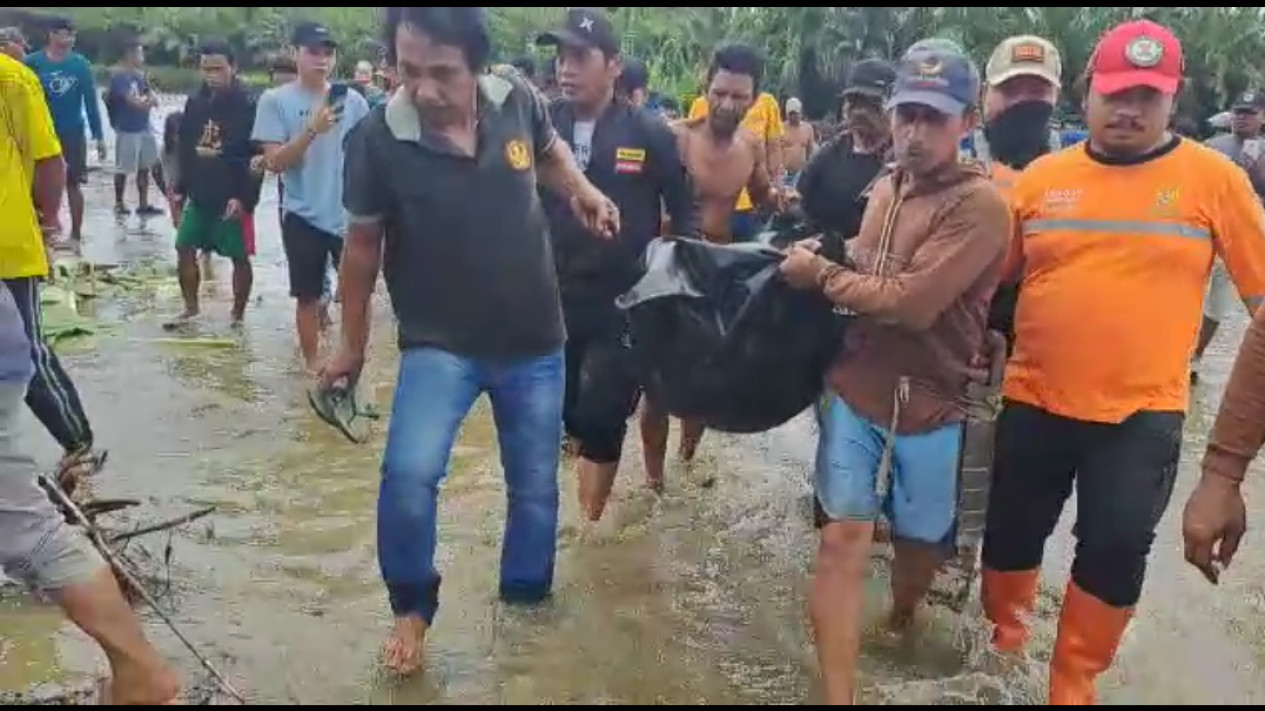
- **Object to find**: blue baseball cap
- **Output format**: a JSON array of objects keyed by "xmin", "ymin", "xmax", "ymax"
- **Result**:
[{"xmin": 888, "ymin": 45, "xmax": 981, "ymax": 116}]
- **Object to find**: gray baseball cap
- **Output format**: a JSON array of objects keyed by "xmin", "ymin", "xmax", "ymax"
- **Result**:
[{"xmin": 888, "ymin": 45, "xmax": 981, "ymax": 116}]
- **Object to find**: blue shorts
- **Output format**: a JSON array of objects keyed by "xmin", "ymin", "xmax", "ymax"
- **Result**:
[{"xmin": 814, "ymin": 393, "xmax": 962, "ymax": 545}]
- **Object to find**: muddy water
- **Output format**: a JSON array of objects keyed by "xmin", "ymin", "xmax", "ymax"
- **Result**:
[{"xmin": 3, "ymin": 123, "xmax": 1265, "ymax": 704}]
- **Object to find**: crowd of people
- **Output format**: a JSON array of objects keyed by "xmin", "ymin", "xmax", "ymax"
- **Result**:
[{"xmin": 1, "ymin": 6, "xmax": 1265, "ymax": 706}]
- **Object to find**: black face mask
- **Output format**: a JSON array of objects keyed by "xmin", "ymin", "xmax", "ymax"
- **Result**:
[{"xmin": 984, "ymin": 100, "xmax": 1055, "ymax": 169}]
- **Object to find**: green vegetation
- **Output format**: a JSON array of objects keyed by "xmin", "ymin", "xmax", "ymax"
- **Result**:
[{"xmin": 6, "ymin": 7, "xmax": 1265, "ymax": 120}]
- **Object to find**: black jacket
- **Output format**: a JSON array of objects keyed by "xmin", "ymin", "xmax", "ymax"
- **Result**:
[
  {"xmin": 797, "ymin": 132, "xmax": 890, "ymax": 242},
  {"xmin": 542, "ymin": 98, "xmax": 698, "ymax": 303},
  {"xmin": 176, "ymin": 81, "xmax": 264, "ymax": 213}
]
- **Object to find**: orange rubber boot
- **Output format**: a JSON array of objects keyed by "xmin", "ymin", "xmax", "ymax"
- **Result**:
[
  {"xmin": 981, "ymin": 568, "xmax": 1040, "ymax": 654},
  {"xmin": 1049, "ymin": 583, "xmax": 1133, "ymax": 705}
]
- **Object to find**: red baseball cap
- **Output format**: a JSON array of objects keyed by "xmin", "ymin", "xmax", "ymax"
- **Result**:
[{"xmin": 1089, "ymin": 20, "xmax": 1183, "ymax": 96}]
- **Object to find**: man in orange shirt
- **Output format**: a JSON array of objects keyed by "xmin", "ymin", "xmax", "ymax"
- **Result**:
[{"xmin": 981, "ymin": 20, "xmax": 1265, "ymax": 705}]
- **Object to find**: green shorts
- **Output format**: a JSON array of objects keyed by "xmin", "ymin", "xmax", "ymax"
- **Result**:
[{"xmin": 175, "ymin": 201, "xmax": 253, "ymax": 261}]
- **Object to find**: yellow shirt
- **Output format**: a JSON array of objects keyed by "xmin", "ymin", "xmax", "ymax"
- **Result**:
[
  {"xmin": 688, "ymin": 92, "xmax": 784, "ymax": 212},
  {"xmin": 0, "ymin": 54, "xmax": 59, "ymax": 280}
]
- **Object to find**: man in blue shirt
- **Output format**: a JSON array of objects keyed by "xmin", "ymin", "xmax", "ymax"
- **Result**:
[
  {"xmin": 24, "ymin": 16, "xmax": 106, "ymax": 241},
  {"xmin": 106, "ymin": 41, "xmax": 163, "ymax": 217},
  {"xmin": 252, "ymin": 21, "xmax": 370, "ymax": 372}
]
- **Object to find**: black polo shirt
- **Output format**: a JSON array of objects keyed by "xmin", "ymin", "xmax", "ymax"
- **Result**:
[{"xmin": 343, "ymin": 68, "xmax": 565, "ymax": 360}]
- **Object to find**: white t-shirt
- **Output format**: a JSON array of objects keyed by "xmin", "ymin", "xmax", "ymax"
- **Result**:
[{"xmin": 572, "ymin": 120, "xmax": 596, "ymax": 173}]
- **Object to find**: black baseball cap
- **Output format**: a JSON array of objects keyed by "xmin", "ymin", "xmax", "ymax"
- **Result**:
[
  {"xmin": 291, "ymin": 21, "xmax": 338, "ymax": 50},
  {"xmin": 1233, "ymin": 90, "xmax": 1265, "ymax": 112},
  {"xmin": 842, "ymin": 59, "xmax": 897, "ymax": 100},
  {"xmin": 536, "ymin": 8, "xmax": 620, "ymax": 57},
  {"xmin": 619, "ymin": 57, "xmax": 649, "ymax": 93}
]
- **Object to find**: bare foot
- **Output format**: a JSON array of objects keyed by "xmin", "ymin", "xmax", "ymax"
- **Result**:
[
  {"xmin": 382, "ymin": 616, "xmax": 428, "ymax": 677},
  {"xmin": 107, "ymin": 657, "xmax": 182, "ymax": 705},
  {"xmin": 161, "ymin": 310, "xmax": 199, "ymax": 332}
]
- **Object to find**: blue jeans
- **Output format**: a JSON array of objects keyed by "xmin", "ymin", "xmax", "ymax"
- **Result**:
[
  {"xmin": 378, "ymin": 347, "xmax": 565, "ymax": 625},
  {"xmin": 815, "ymin": 393, "xmax": 962, "ymax": 545}
]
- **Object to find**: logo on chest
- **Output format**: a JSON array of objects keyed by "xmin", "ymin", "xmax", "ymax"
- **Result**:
[
  {"xmin": 615, "ymin": 147, "xmax": 646, "ymax": 175},
  {"xmin": 505, "ymin": 139, "xmax": 532, "ymax": 171},
  {"xmin": 1151, "ymin": 188, "xmax": 1182, "ymax": 218},
  {"xmin": 1041, "ymin": 188, "xmax": 1084, "ymax": 214}
]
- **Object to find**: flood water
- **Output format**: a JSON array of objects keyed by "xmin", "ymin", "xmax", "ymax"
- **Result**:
[{"xmin": 3, "ymin": 106, "xmax": 1265, "ymax": 705}]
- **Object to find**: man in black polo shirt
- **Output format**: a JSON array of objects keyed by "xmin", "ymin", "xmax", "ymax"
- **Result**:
[
  {"xmin": 536, "ymin": 8, "xmax": 697, "ymax": 522},
  {"xmin": 327, "ymin": 6, "xmax": 618, "ymax": 676}
]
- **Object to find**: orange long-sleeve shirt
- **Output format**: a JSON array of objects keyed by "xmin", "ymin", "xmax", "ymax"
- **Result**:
[{"xmin": 1006, "ymin": 139, "xmax": 1265, "ymax": 424}]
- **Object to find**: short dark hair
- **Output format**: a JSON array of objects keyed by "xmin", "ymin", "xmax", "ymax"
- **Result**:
[
  {"xmin": 510, "ymin": 56, "xmax": 536, "ymax": 80},
  {"xmin": 198, "ymin": 38, "xmax": 235, "ymax": 65},
  {"xmin": 708, "ymin": 44, "xmax": 764, "ymax": 94},
  {"xmin": 383, "ymin": 7, "xmax": 491, "ymax": 70}
]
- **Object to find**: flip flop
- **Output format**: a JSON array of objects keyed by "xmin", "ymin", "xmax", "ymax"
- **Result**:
[{"xmin": 308, "ymin": 385, "xmax": 369, "ymax": 444}]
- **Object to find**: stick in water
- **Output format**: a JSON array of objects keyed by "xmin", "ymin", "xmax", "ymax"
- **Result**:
[{"xmin": 37, "ymin": 475, "xmax": 247, "ymax": 705}]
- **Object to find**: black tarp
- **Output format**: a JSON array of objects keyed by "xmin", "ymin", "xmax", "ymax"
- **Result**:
[{"xmin": 618, "ymin": 231, "xmax": 848, "ymax": 434}]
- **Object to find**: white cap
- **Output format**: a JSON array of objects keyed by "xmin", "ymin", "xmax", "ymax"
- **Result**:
[{"xmin": 786, "ymin": 97, "xmax": 803, "ymax": 114}]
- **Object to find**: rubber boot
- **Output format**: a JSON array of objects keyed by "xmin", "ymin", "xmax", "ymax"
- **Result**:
[
  {"xmin": 1049, "ymin": 583, "xmax": 1133, "ymax": 705},
  {"xmin": 982, "ymin": 568, "xmax": 1040, "ymax": 653}
]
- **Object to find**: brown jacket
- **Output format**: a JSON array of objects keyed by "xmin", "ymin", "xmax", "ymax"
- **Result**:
[
  {"xmin": 1205, "ymin": 305, "xmax": 1265, "ymax": 482},
  {"xmin": 806, "ymin": 161, "xmax": 1010, "ymax": 434}
]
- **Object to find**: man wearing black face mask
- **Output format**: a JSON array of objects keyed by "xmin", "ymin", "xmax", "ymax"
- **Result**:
[{"xmin": 979, "ymin": 35, "xmax": 1063, "ymax": 344}]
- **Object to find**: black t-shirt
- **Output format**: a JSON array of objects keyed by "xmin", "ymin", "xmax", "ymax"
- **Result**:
[
  {"xmin": 343, "ymin": 69, "xmax": 565, "ymax": 360},
  {"xmin": 797, "ymin": 133, "xmax": 887, "ymax": 241}
]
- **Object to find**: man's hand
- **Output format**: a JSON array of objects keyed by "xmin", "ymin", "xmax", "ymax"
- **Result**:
[
  {"xmin": 95, "ymin": 140, "xmax": 108, "ymax": 162},
  {"xmin": 249, "ymin": 155, "xmax": 267, "ymax": 175},
  {"xmin": 1183, "ymin": 472, "xmax": 1247, "ymax": 585},
  {"xmin": 308, "ymin": 103, "xmax": 340, "ymax": 136},
  {"xmin": 570, "ymin": 187, "xmax": 620, "ymax": 240},
  {"xmin": 223, "ymin": 199, "xmax": 243, "ymax": 221},
  {"xmin": 780, "ymin": 238, "xmax": 824, "ymax": 289},
  {"xmin": 320, "ymin": 348, "xmax": 367, "ymax": 391}
]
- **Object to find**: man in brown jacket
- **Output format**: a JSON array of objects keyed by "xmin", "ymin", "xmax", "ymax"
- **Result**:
[
  {"xmin": 1183, "ymin": 303, "xmax": 1265, "ymax": 583},
  {"xmin": 781, "ymin": 44, "xmax": 1010, "ymax": 705}
]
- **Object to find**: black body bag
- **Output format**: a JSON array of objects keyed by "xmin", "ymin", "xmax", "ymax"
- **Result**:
[{"xmin": 617, "ymin": 228, "xmax": 848, "ymax": 434}]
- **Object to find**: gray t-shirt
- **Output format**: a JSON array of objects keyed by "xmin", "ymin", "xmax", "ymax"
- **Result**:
[
  {"xmin": 1207, "ymin": 133, "xmax": 1265, "ymax": 198},
  {"xmin": 251, "ymin": 82, "xmax": 370, "ymax": 237}
]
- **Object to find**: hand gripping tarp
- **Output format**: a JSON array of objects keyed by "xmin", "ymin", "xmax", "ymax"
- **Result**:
[{"xmin": 617, "ymin": 232, "xmax": 847, "ymax": 434}]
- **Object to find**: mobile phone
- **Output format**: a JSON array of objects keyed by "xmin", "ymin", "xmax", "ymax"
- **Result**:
[
  {"xmin": 327, "ymin": 83, "xmax": 349, "ymax": 112},
  {"xmin": 1245, "ymin": 138, "xmax": 1263, "ymax": 162}
]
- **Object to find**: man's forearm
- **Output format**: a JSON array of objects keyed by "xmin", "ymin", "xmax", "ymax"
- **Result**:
[
  {"xmin": 538, "ymin": 140, "xmax": 590, "ymax": 199},
  {"xmin": 339, "ymin": 223, "xmax": 384, "ymax": 355},
  {"xmin": 32, "ymin": 157, "xmax": 66, "ymax": 227},
  {"xmin": 265, "ymin": 131, "xmax": 317, "ymax": 173}
]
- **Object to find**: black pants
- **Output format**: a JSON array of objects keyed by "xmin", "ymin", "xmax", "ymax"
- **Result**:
[
  {"xmin": 281, "ymin": 213, "xmax": 341, "ymax": 301},
  {"xmin": 4, "ymin": 277, "xmax": 94, "ymax": 452},
  {"xmin": 562, "ymin": 297, "xmax": 640, "ymax": 465},
  {"xmin": 981, "ymin": 401, "xmax": 1181, "ymax": 608}
]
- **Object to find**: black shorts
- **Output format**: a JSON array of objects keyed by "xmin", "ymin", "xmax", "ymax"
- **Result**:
[
  {"xmin": 562, "ymin": 299, "xmax": 641, "ymax": 465},
  {"xmin": 281, "ymin": 213, "xmax": 342, "ymax": 301},
  {"xmin": 60, "ymin": 132, "xmax": 88, "ymax": 185},
  {"xmin": 981, "ymin": 401, "xmax": 1182, "ymax": 608}
]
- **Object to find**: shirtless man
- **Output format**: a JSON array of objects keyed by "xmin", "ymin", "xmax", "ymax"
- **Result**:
[
  {"xmin": 782, "ymin": 97, "xmax": 817, "ymax": 186},
  {"xmin": 641, "ymin": 43, "xmax": 784, "ymax": 488}
]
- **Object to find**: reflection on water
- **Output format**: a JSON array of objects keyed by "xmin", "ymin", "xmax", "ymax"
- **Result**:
[{"xmin": 3, "ymin": 103, "xmax": 1265, "ymax": 704}]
